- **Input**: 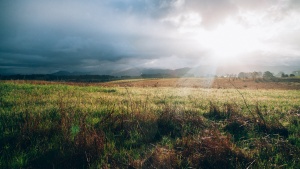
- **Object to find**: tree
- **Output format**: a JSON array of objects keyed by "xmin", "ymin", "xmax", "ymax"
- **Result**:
[
  {"xmin": 238, "ymin": 72, "xmax": 245, "ymax": 79},
  {"xmin": 290, "ymin": 74, "xmax": 295, "ymax": 77},
  {"xmin": 281, "ymin": 73, "xmax": 288, "ymax": 77},
  {"xmin": 252, "ymin": 71, "xmax": 260, "ymax": 80},
  {"xmin": 263, "ymin": 71, "xmax": 274, "ymax": 79}
]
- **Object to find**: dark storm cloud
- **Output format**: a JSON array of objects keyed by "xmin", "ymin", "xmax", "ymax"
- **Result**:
[
  {"xmin": 0, "ymin": 0, "xmax": 299, "ymax": 74},
  {"xmin": 0, "ymin": 1, "xmax": 182, "ymax": 70}
]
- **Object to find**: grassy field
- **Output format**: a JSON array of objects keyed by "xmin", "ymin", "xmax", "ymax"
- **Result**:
[{"xmin": 1, "ymin": 79, "xmax": 300, "ymax": 168}]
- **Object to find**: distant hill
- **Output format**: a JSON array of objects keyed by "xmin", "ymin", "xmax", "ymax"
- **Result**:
[
  {"xmin": 51, "ymin": 71, "xmax": 72, "ymax": 76},
  {"xmin": 174, "ymin": 67, "xmax": 193, "ymax": 76},
  {"xmin": 112, "ymin": 67, "xmax": 193, "ymax": 77},
  {"xmin": 1, "ymin": 65, "xmax": 300, "ymax": 77},
  {"xmin": 111, "ymin": 68, "xmax": 143, "ymax": 77},
  {"xmin": 51, "ymin": 71, "xmax": 91, "ymax": 76}
]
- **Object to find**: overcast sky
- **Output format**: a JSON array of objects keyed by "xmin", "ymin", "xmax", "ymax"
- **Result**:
[{"xmin": 1, "ymin": 0, "xmax": 300, "ymax": 74}]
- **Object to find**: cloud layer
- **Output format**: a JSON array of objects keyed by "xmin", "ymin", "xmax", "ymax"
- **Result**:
[{"xmin": 1, "ymin": 0, "xmax": 300, "ymax": 74}]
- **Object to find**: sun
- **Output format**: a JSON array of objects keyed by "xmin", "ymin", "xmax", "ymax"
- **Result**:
[
  {"xmin": 166, "ymin": 12, "xmax": 269, "ymax": 66},
  {"xmin": 194, "ymin": 19, "xmax": 264, "ymax": 64}
]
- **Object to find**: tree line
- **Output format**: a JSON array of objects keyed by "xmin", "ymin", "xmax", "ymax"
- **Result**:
[{"xmin": 238, "ymin": 71, "xmax": 296, "ymax": 79}]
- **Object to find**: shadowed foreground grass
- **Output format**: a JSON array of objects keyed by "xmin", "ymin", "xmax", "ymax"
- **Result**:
[{"xmin": 0, "ymin": 81, "xmax": 300, "ymax": 168}]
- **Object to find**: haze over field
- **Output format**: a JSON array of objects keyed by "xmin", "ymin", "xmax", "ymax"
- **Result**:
[{"xmin": 1, "ymin": 0, "xmax": 300, "ymax": 75}]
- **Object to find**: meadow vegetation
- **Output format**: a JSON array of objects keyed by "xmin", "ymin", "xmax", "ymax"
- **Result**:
[{"xmin": 0, "ymin": 79, "xmax": 300, "ymax": 168}]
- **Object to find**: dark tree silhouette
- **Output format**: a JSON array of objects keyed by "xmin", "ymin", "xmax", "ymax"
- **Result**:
[{"xmin": 263, "ymin": 71, "xmax": 274, "ymax": 79}]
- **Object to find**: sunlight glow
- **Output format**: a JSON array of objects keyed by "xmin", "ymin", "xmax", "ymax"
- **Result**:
[
  {"xmin": 194, "ymin": 19, "xmax": 264, "ymax": 64},
  {"xmin": 166, "ymin": 12, "xmax": 272, "ymax": 65}
]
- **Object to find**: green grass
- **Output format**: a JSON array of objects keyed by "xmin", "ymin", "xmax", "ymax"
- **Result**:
[{"xmin": 0, "ymin": 81, "xmax": 300, "ymax": 168}]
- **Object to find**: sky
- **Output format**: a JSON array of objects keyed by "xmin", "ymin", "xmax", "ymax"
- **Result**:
[{"xmin": 1, "ymin": 0, "xmax": 300, "ymax": 75}]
